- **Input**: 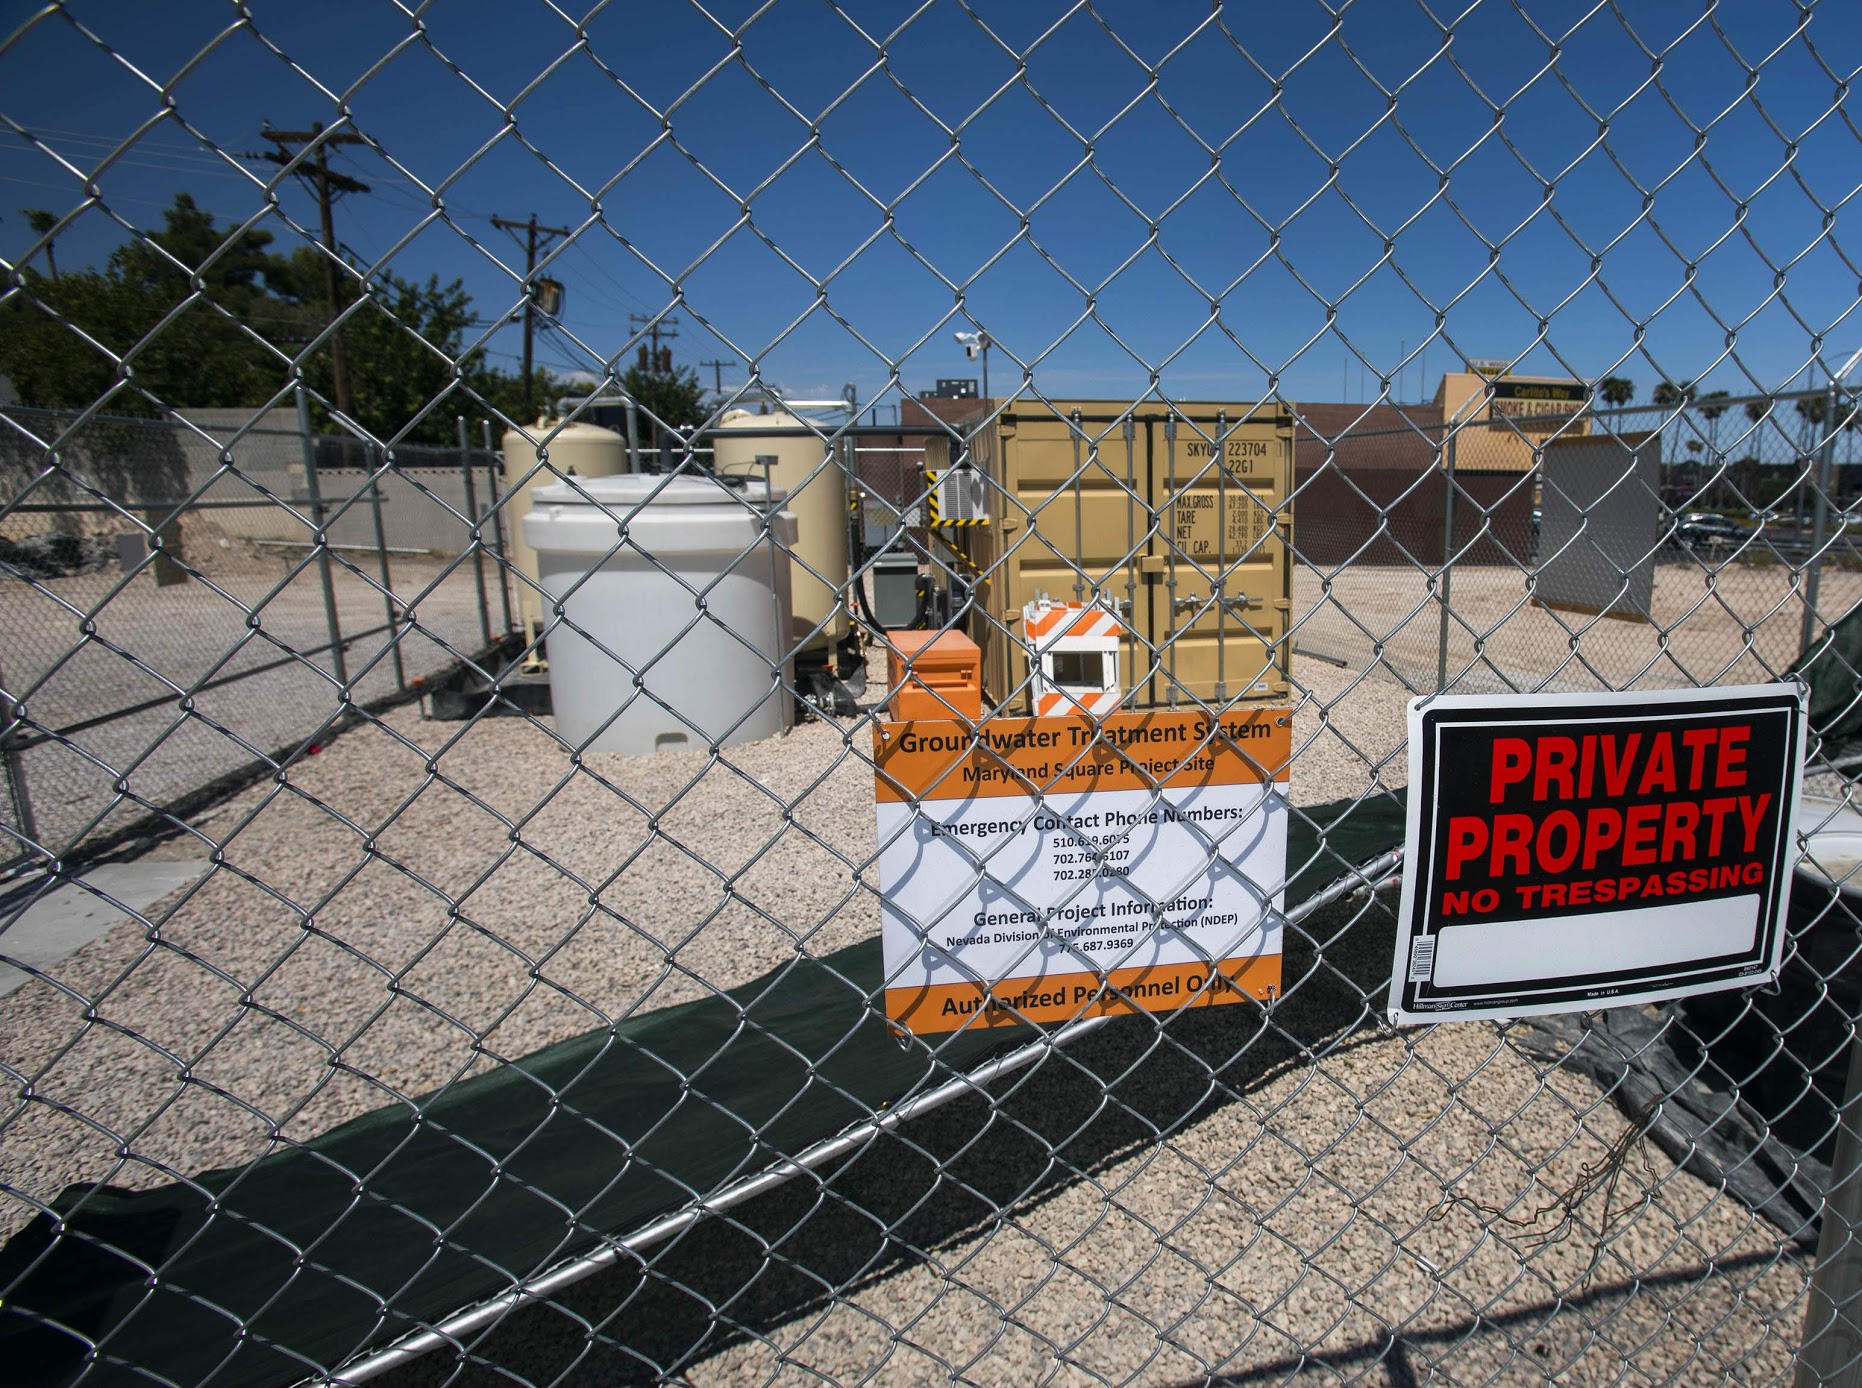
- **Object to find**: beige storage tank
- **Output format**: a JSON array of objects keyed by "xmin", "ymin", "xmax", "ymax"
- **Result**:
[
  {"xmin": 500, "ymin": 419, "xmax": 628, "ymax": 636},
  {"xmin": 710, "ymin": 409, "xmax": 849, "ymax": 654}
]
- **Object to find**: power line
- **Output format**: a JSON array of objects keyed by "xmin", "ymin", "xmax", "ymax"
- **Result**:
[
  {"xmin": 0, "ymin": 172, "xmax": 178, "ymax": 208},
  {"xmin": 20, "ymin": 125, "xmax": 247, "ymax": 157},
  {"xmin": 701, "ymin": 358, "xmax": 737, "ymax": 393},
  {"xmin": 2, "ymin": 130, "xmax": 247, "ymax": 168},
  {"xmin": 563, "ymin": 236, "xmax": 650, "ymax": 310},
  {"xmin": 0, "ymin": 143, "xmax": 257, "ymax": 183}
]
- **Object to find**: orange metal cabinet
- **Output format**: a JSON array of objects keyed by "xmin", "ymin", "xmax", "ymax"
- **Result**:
[{"xmin": 885, "ymin": 630, "xmax": 983, "ymax": 722}]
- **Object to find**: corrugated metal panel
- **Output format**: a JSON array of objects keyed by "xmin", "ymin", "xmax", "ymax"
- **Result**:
[{"xmin": 950, "ymin": 401, "xmax": 1294, "ymax": 710}]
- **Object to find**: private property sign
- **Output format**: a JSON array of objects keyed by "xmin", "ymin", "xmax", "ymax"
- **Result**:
[
  {"xmin": 873, "ymin": 709, "xmax": 1290, "ymax": 1035},
  {"xmin": 1389, "ymin": 684, "xmax": 1805, "ymax": 1025}
]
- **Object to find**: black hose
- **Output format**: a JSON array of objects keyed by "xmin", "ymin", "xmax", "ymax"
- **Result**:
[{"xmin": 852, "ymin": 560, "xmax": 887, "ymax": 633}]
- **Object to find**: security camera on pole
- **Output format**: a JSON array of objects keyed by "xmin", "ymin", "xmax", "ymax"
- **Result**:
[{"xmin": 953, "ymin": 329, "xmax": 991, "ymax": 401}]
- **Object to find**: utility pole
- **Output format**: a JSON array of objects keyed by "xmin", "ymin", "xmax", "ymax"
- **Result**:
[
  {"xmin": 491, "ymin": 214, "xmax": 572, "ymax": 421},
  {"xmin": 630, "ymin": 313, "xmax": 680, "ymax": 374},
  {"xmin": 258, "ymin": 122, "xmax": 368, "ymax": 420},
  {"xmin": 700, "ymin": 357, "xmax": 737, "ymax": 394}
]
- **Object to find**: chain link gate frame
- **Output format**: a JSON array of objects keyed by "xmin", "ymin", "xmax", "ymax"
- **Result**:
[{"xmin": 4, "ymin": 2, "xmax": 1862, "ymax": 1383}]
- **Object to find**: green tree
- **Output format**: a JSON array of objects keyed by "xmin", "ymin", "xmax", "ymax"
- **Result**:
[
  {"xmin": 1, "ymin": 193, "xmax": 288, "ymax": 415},
  {"xmin": 1651, "ymin": 379, "xmax": 1695, "ymax": 409},
  {"xmin": 273, "ymin": 246, "xmax": 482, "ymax": 445},
  {"xmin": 0, "ymin": 265, "xmax": 132, "ymax": 411},
  {"xmin": 1, "ymin": 191, "xmax": 533, "ymax": 447},
  {"xmin": 23, "ymin": 208, "xmax": 58, "ymax": 280},
  {"xmin": 1599, "ymin": 375, "xmax": 1636, "ymax": 408},
  {"xmin": 462, "ymin": 363, "xmax": 565, "ymax": 433},
  {"xmin": 113, "ymin": 194, "xmax": 290, "ymax": 409},
  {"xmin": 621, "ymin": 361, "xmax": 708, "ymax": 432}
]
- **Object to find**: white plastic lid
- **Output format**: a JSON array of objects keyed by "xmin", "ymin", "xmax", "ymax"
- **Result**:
[{"xmin": 530, "ymin": 474, "xmax": 786, "ymax": 508}]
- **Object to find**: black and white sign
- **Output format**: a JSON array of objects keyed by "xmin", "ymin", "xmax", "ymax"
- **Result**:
[{"xmin": 1389, "ymin": 683, "xmax": 1805, "ymax": 1025}]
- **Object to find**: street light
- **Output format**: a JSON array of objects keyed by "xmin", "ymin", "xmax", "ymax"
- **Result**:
[{"xmin": 954, "ymin": 330, "xmax": 991, "ymax": 401}]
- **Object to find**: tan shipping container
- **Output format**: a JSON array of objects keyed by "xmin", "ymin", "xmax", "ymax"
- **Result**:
[{"xmin": 927, "ymin": 400, "xmax": 1295, "ymax": 710}]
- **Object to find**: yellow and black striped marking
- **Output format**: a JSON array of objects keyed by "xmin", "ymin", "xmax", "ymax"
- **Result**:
[{"xmin": 925, "ymin": 471, "xmax": 988, "ymax": 528}]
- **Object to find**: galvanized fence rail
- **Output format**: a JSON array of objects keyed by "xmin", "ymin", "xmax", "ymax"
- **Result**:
[{"xmin": 3, "ymin": 4, "xmax": 1862, "ymax": 1387}]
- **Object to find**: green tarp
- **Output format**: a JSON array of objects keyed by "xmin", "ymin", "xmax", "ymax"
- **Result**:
[
  {"xmin": 1795, "ymin": 601, "xmax": 1862, "ymax": 765},
  {"xmin": 0, "ymin": 794, "xmax": 1406, "ymax": 1386}
]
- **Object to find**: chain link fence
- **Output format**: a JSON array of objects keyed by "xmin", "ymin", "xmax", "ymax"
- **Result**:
[
  {"xmin": 1292, "ymin": 393, "xmax": 1862, "ymax": 699},
  {"xmin": 6, "ymin": 4, "xmax": 1862, "ymax": 1386},
  {"xmin": 0, "ymin": 405, "xmax": 510, "ymax": 863}
]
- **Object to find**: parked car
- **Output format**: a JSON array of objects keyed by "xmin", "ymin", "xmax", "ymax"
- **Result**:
[{"xmin": 1672, "ymin": 511, "xmax": 1749, "ymax": 548}]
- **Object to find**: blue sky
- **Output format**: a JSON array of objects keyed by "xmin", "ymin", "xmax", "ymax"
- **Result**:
[{"xmin": 3, "ymin": 0, "xmax": 1861, "ymax": 415}]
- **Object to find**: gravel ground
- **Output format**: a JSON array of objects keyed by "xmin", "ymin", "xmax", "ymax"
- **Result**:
[
  {"xmin": 0, "ymin": 655, "xmax": 1401, "ymax": 1227},
  {"xmin": 3, "ymin": 543, "xmax": 492, "ymax": 854},
  {"xmin": 1296, "ymin": 556, "xmax": 1862, "ymax": 695},
  {"xmin": 676, "ymin": 1014, "xmax": 1807, "ymax": 1386},
  {"xmin": 0, "ymin": 640, "xmax": 1814, "ymax": 1384}
]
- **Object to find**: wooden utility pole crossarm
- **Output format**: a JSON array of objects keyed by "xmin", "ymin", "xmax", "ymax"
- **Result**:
[
  {"xmin": 491, "ymin": 214, "xmax": 573, "ymax": 421},
  {"xmin": 258, "ymin": 122, "xmax": 369, "ymax": 419},
  {"xmin": 631, "ymin": 313, "xmax": 679, "ymax": 375}
]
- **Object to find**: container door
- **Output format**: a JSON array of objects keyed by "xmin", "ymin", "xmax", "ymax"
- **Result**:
[
  {"xmin": 991, "ymin": 406, "xmax": 1148, "ymax": 708},
  {"xmin": 1150, "ymin": 411, "xmax": 1291, "ymax": 706}
]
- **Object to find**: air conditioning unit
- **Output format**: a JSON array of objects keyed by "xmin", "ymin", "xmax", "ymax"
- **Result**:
[{"xmin": 927, "ymin": 465, "xmax": 988, "ymax": 527}]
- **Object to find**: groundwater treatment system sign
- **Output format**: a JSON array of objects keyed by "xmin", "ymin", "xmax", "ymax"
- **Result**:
[
  {"xmin": 873, "ymin": 709, "xmax": 1290, "ymax": 1034},
  {"xmin": 1389, "ymin": 684, "xmax": 1805, "ymax": 1025}
]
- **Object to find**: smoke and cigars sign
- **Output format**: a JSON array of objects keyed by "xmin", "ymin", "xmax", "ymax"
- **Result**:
[{"xmin": 1389, "ymin": 684, "xmax": 1805, "ymax": 1025}]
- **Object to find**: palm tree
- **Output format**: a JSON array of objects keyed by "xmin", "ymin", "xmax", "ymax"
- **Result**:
[
  {"xmin": 1599, "ymin": 376, "xmax": 1636, "ymax": 408},
  {"xmin": 1698, "ymin": 389, "xmax": 1729, "ymax": 446},
  {"xmin": 1651, "ymin": 379, "xmax": 1696, "ymax": 409},
  {"xmin": 1794, "ymin": 393, "xmax": 1829, "ymax": 529},
  {"xmin": 23, "ymin": 208, "xmax": 58, "ymax": 280}
]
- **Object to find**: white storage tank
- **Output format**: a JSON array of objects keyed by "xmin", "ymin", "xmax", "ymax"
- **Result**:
[
  {"xmin": 500, "ymin": 419, "xmax": 627, "ymax": 637},
  {"xmin": 711, "ymin": 409, "xmax": 849, "ymax": 655},
  {"xmin": 522, "ymin": 475, "xmax": 796, "ymax": 755}
]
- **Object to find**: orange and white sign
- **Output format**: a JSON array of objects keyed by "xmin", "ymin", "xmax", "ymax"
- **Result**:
[
  {"xmin": 873, "ymin": 707, "xmax": 1291, "ymax": 1034},
  {"xmin": 1023, "ymin": 597, "xmax": 1127, "ymax": 717}
]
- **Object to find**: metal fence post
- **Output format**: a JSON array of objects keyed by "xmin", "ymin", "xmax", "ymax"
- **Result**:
[
  {"xmin": 296, "ymin": 384, "xmax": 350, "ymax": 690},
  {"xmin": 1803, "ymin": 377, "xmax": 1840, "ymax": 659},
  {"xmin": 0, "ymin": 650, "xmax": 40, "ymax": 865},
  {"xmin": 368, "ymin": 443, "xmax": 405, "ymax": 691},
  {"xmin": 482, "ymin": 418, "xmax": 515, "ymax": 637},
  {"xmin": 1797, "ymin": 1029, "xmax": 1862, "ymax": 1387},
  {"xmin": 459, "ymin": 415, "xmax": 492, "ymax": 649},
  {"xmin": 1438, "ymin": 427, "xmax": 1457, "ymax": 693}
]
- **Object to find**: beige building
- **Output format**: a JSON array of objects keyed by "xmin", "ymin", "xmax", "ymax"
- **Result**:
[{"xmin": 1434, "ymin": 367, "xmax": 1591, "ymax": 473}]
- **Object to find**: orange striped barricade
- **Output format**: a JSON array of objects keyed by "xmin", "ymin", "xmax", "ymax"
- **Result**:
[
  {"xmin": 1023, "ymin": 597, "xmax": 1126, "ymax": 717},
  {"xmin": 871, "ymin": 707, "xmax": 1291, "ymax": 1035}
]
